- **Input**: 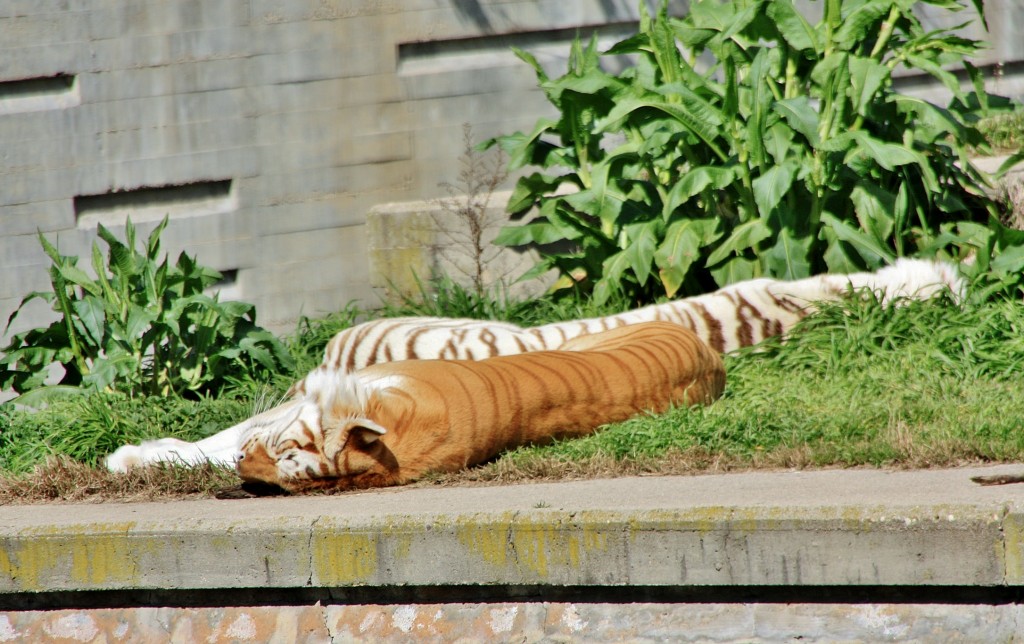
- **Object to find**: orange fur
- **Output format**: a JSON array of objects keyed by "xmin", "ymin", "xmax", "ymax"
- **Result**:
[{"xmin": 237, "ymin": 322, "xmax": 725, "ymax": 493}]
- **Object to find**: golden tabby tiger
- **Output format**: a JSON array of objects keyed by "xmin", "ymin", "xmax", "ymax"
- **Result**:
[{"xmin": 235, "ymin": 322, "xmax": 725, "ymax": 493}]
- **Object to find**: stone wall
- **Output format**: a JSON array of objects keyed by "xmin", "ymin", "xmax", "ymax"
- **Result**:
[
  {"xmin": 0, "ymin": 0, "xmax": 643, "ymax": 343},
  {"xmin": 3, "ymin": 602, "xmax": 1023, "ymax": 642},
  {"xmin": 1, "ymin": 0, "xmax": 1021, "ymax": 351}
]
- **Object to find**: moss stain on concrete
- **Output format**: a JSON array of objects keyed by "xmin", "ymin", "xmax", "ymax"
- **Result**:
[
  {"xmin": 1, "ymin": 523, "xmax": 141, "ymax": 591},
  {"xmin": 1000, "ymin": 511, "xmax": 1024, "ymax": 583},
  {"xmin": 311, "ymin": 531, "xmax": 380, "ymax": 585}
]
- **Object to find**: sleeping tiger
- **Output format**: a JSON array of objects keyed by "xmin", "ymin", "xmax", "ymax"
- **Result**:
[
  {"xmin": 105, "ymin": 258, "xmax": 962, "ymax": 474},
  {"xmin": 318, "ymin": 257, "xmax": 963, "ymax": 371},
  {"xmin": 235, "ymin": 322, "xmax": 723, "ymax": 492}
]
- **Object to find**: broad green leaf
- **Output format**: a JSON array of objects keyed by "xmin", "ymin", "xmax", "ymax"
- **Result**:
[
  {"xmin": 963, "ymin": 60, "xmax": 989, "ymax": 114},
  {"xmin": 494, "ymin": 222, "xmax": 578, "ymax": 246},
  {"xmin": 767, "ymin": 0, "xmax": 820, "ymax": 53},
  {"xmin": 82, "ymin": 354, "xmax": 139, "ymax": 392},
  {"xmin": 687, "ymin": 0, "xmax": 738, "ymax": 32},
  {"xmin": 893, "ymin": 182, "xmax": 910, "ymax": 255},
  {"xmin": 671, "ymin": 23, "xmax": 715, "ymax": 50},
  {"xmin": 505, "ymin": 172, "xmax": 567, "ymax": 213},
  {"xmin": 821, "ymin": 212, "xmax": 894, "ymax": 265},
  {"xmin": 903, "ymin": 52, "xmax": 966, "ymax": 104},
  {"xmin": 492, "ymin": 119, "xmax": 561, "ymax": 170},
  {"xmin": 763, "ymin": 121, "xmax": 796, "ymax": 164},
  {"xmin": 848, "ymin": 56, "xmax": 889, "ymax": 117},
  {"xmin": 709, "ymin": 256, "xmax": 758, "ymax": 287},
  {"xmin": 648, "ymin": 0, "xmax": 683, "ymax": 87},
  {"xmin": 821, "ymin": 227, "xmax": 863, "ymax": 274},
  {"xmin": 655, "ymin": 218, "xmax": 720, "ymax": 297},
  {"xmin": 991, "ymin": 244, "xmax": 1024, "ymax": 276},
  {"xmin": 833, "ymin": 0, "xmax": 892, "ymax": 52},
  {"xmin": 512, "ymin": 47, "xmax": 549, "ymax": 84},
  {"xmin": 623, "ymin": 221, "xmax": 660, "ymax": 287},
  {"xmin": 845, "ymin": 131, "xmax": 922, "ymax": 171},
  {"xmin": 707, "ymin": 0, "xmax": 763, "ymax": 49},
  {"xmin": 994, "ymin": 151, "xmax": 1024, "ymax": 180},
  {"xmin": 238, "ymin": 336, "xmax": 276, "ymax": 370},
  {"xmin": 594, "ymin": 250, "xmax": 634, "ymax": 305},
  {"xmin": 604, "ymin": 33, "xmax": 650, "ymax": 56},
  {"xmin": 752, "ymin": 163, "xmax": 795, "ymax": 217},
  {"xmin": 850, "ymin": 184, "xmax": 896, "ymax": 244},
  {"xmin": 71, "ymin": 298, "xmax": 106, "ymax": 347},
  {"xmin": 663, "ymin": 166, "xmax": 737, "ymax": 216},
  {"xmin": 45, "ymin": 256, "xmax": 100, "ymax": 296},
  {"xmin": 892, "ymin": 95, "xmax": 969, "ymax": 143},
  {"xmin": 809, "ymin": 50, "xmax": 847, "ymax": 88},
  {"xmin": 746, "ymin": 48, "xmax": 773, "ymax": 171},
  {"xmin": 764, "ymin": 228, "xmax": 812, "ymax": 280},
  {"xmin": 144, "ymin": 216, "xmax": 170, "ymax": 260},
  {"xmin": 11, "ymin": 385, "xmax": 89, "ymax": 409},
  {"xmin": 773, "ymin": 97, "xmax": 820, "ymax": 146},
  {"xmin": 707, "ymin": 219, "xmax": 773, "ymax": 265},
  {"xmin": 121, "ymin": 307, "xmax": 156, "ymax": 342},
  {"xmin": 598, "ymin": 94, "xmax": 724, "ymax": 156},
  {"xmin": 544, "ymin": 68, "xmax": 624, "ymax": 100}
]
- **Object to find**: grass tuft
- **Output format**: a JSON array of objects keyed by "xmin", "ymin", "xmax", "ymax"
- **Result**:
[{"xmin": 0, "ymin": 456, "xmax": 238, "ymax": 505}]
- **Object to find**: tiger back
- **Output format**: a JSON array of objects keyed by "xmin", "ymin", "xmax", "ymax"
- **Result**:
[{"xmin": 237, "ymin": 322, "xmax": 725, "ymax": 493}]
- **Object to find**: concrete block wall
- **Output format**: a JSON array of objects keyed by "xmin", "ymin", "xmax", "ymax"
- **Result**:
[
  {"xmin": 0, "ymin": 0, "xmax": 645, "ymax": 346},
  {"xmin": 0, "ymin": 0, "xmax": 1021, "ymax": 354}
]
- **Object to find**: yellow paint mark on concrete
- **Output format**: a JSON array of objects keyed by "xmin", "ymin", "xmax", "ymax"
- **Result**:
[
  {"xmin": 0, "ymin": 523, "xmax": 141, "ymax": 592},
  {"xmin": 455, "ymin": 513, "xmax": 613, "ymax": 580},
  {"xmin": 1002, "ymin": 512, "xmax": 1024, "ymax": 583},
  {"xmin": 312, "ymin": 532, "xmax": 379, "ymax": 585},
  {"xmin": 456, "ymin": 513, "xmax": 515, "ymax": 570}
]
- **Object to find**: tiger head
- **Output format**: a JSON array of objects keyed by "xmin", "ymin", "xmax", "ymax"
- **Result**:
[{"xmin": 236, "ymin": 368, "xmax": 392, "ymax": 492}]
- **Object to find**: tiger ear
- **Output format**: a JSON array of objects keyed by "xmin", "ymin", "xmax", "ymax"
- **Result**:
[{"xmin": 351, "ymin": 419, "xmax": 387, "ymax": 444}]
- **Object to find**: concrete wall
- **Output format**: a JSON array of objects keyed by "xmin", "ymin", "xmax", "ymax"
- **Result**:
[
  {"xmin": 0, "ymin": 0, "xmax": 644, "ymax": 343},
  {"xmin": 0, "ymin": 0, "xmax": 1021, "ymax": 348}
]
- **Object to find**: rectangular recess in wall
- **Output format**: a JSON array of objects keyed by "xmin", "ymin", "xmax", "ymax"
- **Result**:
[
  {"xmin": 211, "ymin": 268, "xmax": 242, "ymax": 301},
  {"xmin": 74, "ymin": 180, "xmax": 236, "ymax": 229},
  {"xmin": 0, "ymin": 74, "xmax": 80, "ymax": 115},
  {"xmin": 397, "ymin": 23, "xmax": 639, "ymax": 76}
]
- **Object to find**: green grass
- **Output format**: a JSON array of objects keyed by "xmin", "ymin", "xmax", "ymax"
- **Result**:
[
  {"xmin": 379, "ymin": 274, "xmax": 632, "ymax": 326},
  {"xmin": 486, "ymin": 294, "xmax": 1024, "ymax": 474},
  {"xmin": 977, "ymin": 110, "xmax": 1024, "ymax": 154},
  {"xmin": 2, "ymin": 279, "xmax": 1023, "ymax": 498}
]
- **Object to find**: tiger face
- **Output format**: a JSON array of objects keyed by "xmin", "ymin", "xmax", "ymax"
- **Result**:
[{"xmin": 236, "ymin": 372, "xmax": 391, "ymax": 491}]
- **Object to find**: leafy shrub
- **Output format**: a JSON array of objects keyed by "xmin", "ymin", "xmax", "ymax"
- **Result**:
[
  {"xmin": 0, "ymin": 217, "xmax": 294, "ymax": 399},
  {"xmin": 489, "ymin": 0, "xmax": 1023, "ymax": 304}
]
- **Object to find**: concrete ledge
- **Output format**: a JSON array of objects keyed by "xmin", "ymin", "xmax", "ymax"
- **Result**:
[
  {"xmin": 3, "ymin": 465, "xmax": 1024, "ymax": 596},
  {"xmin": 6, "ymin": 466, "xmax": 1024, "ymax": 640}
]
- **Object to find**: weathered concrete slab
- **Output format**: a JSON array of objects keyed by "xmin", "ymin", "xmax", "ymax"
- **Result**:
[{"xmin": 2, "ymin": 465, "xmax": 1024, "ymax": 595}]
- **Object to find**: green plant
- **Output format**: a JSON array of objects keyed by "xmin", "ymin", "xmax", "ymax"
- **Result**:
[
  {"xmin": 0, "ymin": 217, "xmax": 294, "ymax": 399},
  {"xmin": 489, "ymin": 0, "xmax": 1022, "ymax": 305}
]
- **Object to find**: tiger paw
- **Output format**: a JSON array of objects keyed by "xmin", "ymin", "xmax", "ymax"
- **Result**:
[
  {"xmin": 105, "ymin": 444, "xmax": 146, "ymax": 472},
  {"xmin": 104, "ymin": 438, "xmax": 193, "ymax": 472}
]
